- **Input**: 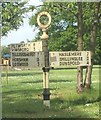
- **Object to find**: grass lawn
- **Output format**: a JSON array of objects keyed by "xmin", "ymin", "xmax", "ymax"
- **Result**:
[{"xmin": 1, "ymin": 66, "xmax": 100, "ymax": 119}]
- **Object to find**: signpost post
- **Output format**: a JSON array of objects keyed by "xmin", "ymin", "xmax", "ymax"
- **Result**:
[{"xmin": 37, "ymin": 11, "xmax": 51, "ymax": 108}]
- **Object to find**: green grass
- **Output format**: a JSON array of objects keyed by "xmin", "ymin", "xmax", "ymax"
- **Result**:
[{"xmin": 1, "ymin": 66, "xmax": 100, "ymax": 118}]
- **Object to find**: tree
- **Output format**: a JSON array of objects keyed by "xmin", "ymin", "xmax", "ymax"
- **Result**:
[
  {"xmin": 1, "ymin": 46, "xmax": 10, "ymax": 57},
  {"xmin": 29, "ymin": 2, "xmax": 101, "ymax": 65},
  {"xmin": 77, "ymin": 2, "xmax": 84, "ymax": 92},
  {"xmin": 2, "ymin": 2, "xmax": 30, "ymax": 36},
  {"xmin": 29, "ymin": 2, "xmax": 101, "ymax": 92},
  {"xmin": 29, "ymin": 3, "xmax": 78, "ymax": 51},
  {"xmin": 0, "ymin": 1, "xmax": 35, "ymax": 82},
  {"xmin": 84, "ymin": 2, "xmax": 100, "ymax": 88}
]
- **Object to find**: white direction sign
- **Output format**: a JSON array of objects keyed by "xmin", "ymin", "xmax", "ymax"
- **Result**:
[
  {"xmin": 50, "ymin": 51, "xmax": 91, "ymax": 67},
  {"xmin": 11, "ymin": 51, "xmax": 45, "ymax": 69},
  {"xmin": 11, "ymin": 51, "xmax": 91, "ymax": 69}
]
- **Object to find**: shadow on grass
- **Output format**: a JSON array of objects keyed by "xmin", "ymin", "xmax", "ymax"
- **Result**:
[
  {"xmin": 1, "ymin": 118, "xmax": 100, "ymax": 120},
  {"xmin": 53, "ymin": 65, "xmax": 101, "ymax": 70},
  {"xmin": 3, "ymin": 88, "xmax": 43, "ymax": 97},
  {"xmin": 51, "ymin": 87, "xmax": 100, "ymax": 107},
  {"xmin": 2, "ymin": 71, "xmax": 42, "ymax": 77},
  {"xmin": 52, "ymin": 95, "xmax": 100, "ymax": 106},
  {"xmin": 50, "ymin": 97, "xmax": 99, "ymax": 118},
  {"xmin": 21, "ymin": 79, "xmax": 73, "ymax": 84},
  {"xmin": 2, "ymin": 95, "xmax": 99, "ymax": 118},
  {"xmin": 2, "ymin": 84, "xmax": 100, "ymax": 118},
  {"xmin": 70, "ymin": 96, "xmax": 101, "ymax": 106}
]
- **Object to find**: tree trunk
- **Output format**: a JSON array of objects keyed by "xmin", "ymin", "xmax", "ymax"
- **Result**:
[
  {"xmin": 84, "ymin": 2, "xmax": 100, "ymax": 88},
  {"xmin": 0, "ymin": 5, "xmax": 1, "ymax": 83},
  {"xmin": 77, "ymin": 2, "xmax": 84, "ymax": 92},
  {"xmin": 0, "ymin": 40, "xmax": 1, "ymax": 84}
]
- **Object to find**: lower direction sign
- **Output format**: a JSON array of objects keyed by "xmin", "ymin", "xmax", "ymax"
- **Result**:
[
  {"xmin": 11, "ymin": 51, "xmax": 45, "ymax": 69},
  {"xmin": 49, "ymin": 51, "xmax": 91, "ymax": 67}
]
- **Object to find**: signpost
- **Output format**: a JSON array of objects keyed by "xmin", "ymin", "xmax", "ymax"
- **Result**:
[
  {"xmin": 37, "ymin": 11, "xmax": 51, "ymax": 108},
  {"xmin": 9, "ymin": 11, "xmax": 92, "ymax": 108}
]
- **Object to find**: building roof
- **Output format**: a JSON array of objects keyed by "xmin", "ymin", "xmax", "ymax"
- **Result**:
[{"xmin": 3, "ymin": 54, "xmax": 11, "ymax": 58}]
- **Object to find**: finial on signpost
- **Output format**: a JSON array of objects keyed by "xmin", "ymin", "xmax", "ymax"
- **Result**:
[
  {"xmin": 37, "ymin": 11, "xmax": 51, "ymax": 40},
  {"xmin": 37, "ymin": 11, "xmax": 51, "ymax": 108},
  {"xmin": 41, "ymin": 29, "xmax": 49, "ymax": 40}
]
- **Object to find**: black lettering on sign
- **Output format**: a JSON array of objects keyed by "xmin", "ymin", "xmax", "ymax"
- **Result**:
[
  {"xmin": 59, "ymin": 61, "xmax": 80, "ymax": 66},
  {"xmin": 16, "ymin": 62, "xmax": 28, "ymax": 66},
  {"xmin": 59, "ymin": 57, "xmax": 83, "ymax": 61},
  {"xmin": 87, "ymin": 52, "xmax": 89, "ymax": 64},
  {"xmin": 12, "ymin": 52, "xmax": 36, "ymax": 57},
  {"xmin": 37, "ymin": 58, "xmax": 39, "ymax": 66},
  {"xmin": 59, "ymin": 52, "xmax": 82, "ymax": 57},
  {"xmin": 13, "ymin": 58, "xmax": 28, "ymax": 62}
]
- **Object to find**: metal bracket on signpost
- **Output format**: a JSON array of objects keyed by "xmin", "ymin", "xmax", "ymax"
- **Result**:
[{"xmin": 37, "ymin": 11, "xmax": 51, "ymax": 108}]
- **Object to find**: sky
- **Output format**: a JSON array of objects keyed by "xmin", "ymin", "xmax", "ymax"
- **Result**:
[{"xmin": 1, "ymin": 0, "xmax": 43, "ymax": 46}]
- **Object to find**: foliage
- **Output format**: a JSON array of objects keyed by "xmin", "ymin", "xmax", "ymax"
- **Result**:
[
  {"xmin": 29, "ymin": 2, "xmax": 101, "ymax": 64},
  {"xmin": 2, "ymin": 2, "xmax": 30, "ymax": 36},
  {"xmin": 1, "ymin": 45, "xmax": 10, "ymax": 57},
  {"xmin": 1, "ymin": 2, "xmax": 100, "ymax": 64}
]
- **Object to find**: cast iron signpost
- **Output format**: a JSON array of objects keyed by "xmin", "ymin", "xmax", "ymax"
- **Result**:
[
  {"xmin": 37, "ymin": 11, "xmax": 51, "ymax": 107},
  {"xmin": 10, "ymin": 11, "xmax": 91, "ymax": 108}
]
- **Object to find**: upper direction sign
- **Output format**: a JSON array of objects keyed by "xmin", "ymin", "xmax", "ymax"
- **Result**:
[
  {"xmin": 50, "ymin": 51, "xmax": 91, "ymax": 67},
  {"xmin": 9, "ymin": 41, "xmax": 46, "ymax": 52}
]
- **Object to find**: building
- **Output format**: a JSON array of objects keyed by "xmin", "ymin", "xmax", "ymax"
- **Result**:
[{"xmin": 2, "ymin": 54, "xmax": 11, "ymax": 66}]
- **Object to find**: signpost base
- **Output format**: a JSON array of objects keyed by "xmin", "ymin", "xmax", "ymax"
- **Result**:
[
  {"xmin": 43, "ymin": 88, "xmax": 51, "ymax": 108},
  {"xmin": 43, "ymin": 100, "xmax": 50, "ymax": 108}
]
